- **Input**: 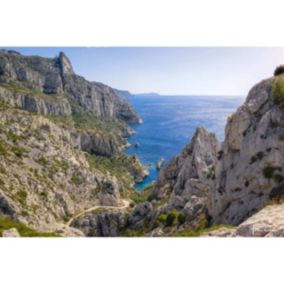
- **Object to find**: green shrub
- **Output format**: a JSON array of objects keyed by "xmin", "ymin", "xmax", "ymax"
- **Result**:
[
  {"xmin": 6, "ymin": 131, "xmax": 21, "ymax": 143},
  {"xmin": 157, "ymin": 213, "xmax": 167, "ymax": 224},
  {"xmin": 177, "ymin": 212, "xmax": 186, "ymax": 224},
  {"xmin": 15, "ymin": 190, "xmax": 27, "ymax": 205},
  {"xmin": 166, "ymin": 213, "xmax": 176, "ymax": 226},
  {"xmin": 0, "ymin": 141, "xmax": 8, "ymax": 157},
  {"xmin": 36, "ymin": 157, "xmax": 49, "ymax": 167},
  {"xmin": 71, "ymin": 174, "xmax": 82, "ymax": 185},
  {"xmin": 12, "ymin": 146, "xmax": 26, "ymax": 158},
  {"xmin": 263, "ymin": 166, "xmax": 281, "ymax": 179},
  {"xmin": 272, "ymin": 76, "xmax": 284, "ymax": 106},
  {"xmin": 122, "ymin": 229, "xmax": 145, "ymax": 237}
]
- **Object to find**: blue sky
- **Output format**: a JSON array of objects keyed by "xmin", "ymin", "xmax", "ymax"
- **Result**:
[{"xmin": 4, "ymin": 47, "xmax": 284, "ymax": 96}]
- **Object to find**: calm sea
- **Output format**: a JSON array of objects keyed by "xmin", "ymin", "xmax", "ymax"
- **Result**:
[{"xmin": 125, "ymin": 95, "xmax": 244, "ymax": 190}]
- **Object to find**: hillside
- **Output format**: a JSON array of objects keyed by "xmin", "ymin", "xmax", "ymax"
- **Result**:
[{"xmin": 0, "ymin": 50, "xmax": 147, "ymax": 236}]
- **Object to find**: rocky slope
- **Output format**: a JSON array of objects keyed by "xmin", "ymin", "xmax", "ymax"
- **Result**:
[{"xmin": 0, "ymin": 50, "xmax": 149, "ymax": 236}]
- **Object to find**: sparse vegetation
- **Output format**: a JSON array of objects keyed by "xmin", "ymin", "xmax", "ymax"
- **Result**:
[
  {"xmin": 86, "ymin": 153, "xmax": 145, "ymax": 194},
  {"xmin": 71, "ymin": 174, "xmax": 82, "ymax": 185},
  {"xmin": 272, "ymin": 76, "xmax": 284, "ymax": 106},
  {"xmin": 0, "ymin": 81, "xmax": 65, "ymax": 102},
  {"xmin": 263, "ymin": 166, "xmax": 277, "ymax": 179},
  {"xmin": 130, "ymin": 185, "xmax": 152, "ymax": 204},
  {"xmin": 0, "ymin": 141, "xmax": 8, "ymax": 157},
  {"xmin": 250, "ymin": 151, "xmax": 264, "ymax": 164},
  {"xmin": 263, "ymin": 165, "xmax": 282, "ymax": 181},
  {"xmin": 15, "ymin": 190, "xmax": 27, "ymax": 205},
  {"xmin": 207, "ymin": 165, "xmax": 215, "ymax": 179},
  {"xmin": 0, "ymin": 215, "xmax": 59, "ymax": 237},
  {"xmin": 36, "ymin": 156, "xmax": 49, "ymax": 167},
  {"xmin": 157, "ymin": 209, "xmax": 185, "ymax": 227},
  {"xmin": 12, "ymin": 145, "xmax": 27, "ymax": 158},
  {"xmin": 121, "ymin": 229, "xmax": 146, "ymax": 237},
  {"xmin": 6, "ymin": 131, "xmax": 21, "ymax": 143}
]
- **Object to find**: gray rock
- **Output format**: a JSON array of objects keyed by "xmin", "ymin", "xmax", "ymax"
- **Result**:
[
  {"xmin": 71, "ymin": 210, "xmax": 127, "ymax": 236},
  {"xmin": 210, "ymin": 75, "xmax": 284, "ymax": 225},
  {"xmin": 0, "ymin": 50, "xmax": 139, "ymax": 123},
  {"xmin": 2, "ymin": 228, "xmax": 20, "ymax": 237},
  {"xmin": 128, "ymin": 202, "xmax": 153, "ymax": 230}
]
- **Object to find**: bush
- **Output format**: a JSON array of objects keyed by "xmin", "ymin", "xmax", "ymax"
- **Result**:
[
  {"xmin": 274, "ymin": 65, "xmax": 284, "ymax": 76},
  {"xmin": 166, "ymin": 212, "xmax": 176, "ymax": 227},
  {"xmin": 177, "ymin": 212, "xmax": 186, "ymax": 224},
  {"xmin": 263, "ymin": 166, "xmax": 281, "ymax": 179},
  {"xmin": 12, "ymin": 146, "xmax": 26, "ymax": 158},
  {"xmin": 71, "ymin": 174, "xmax": 82, "ymax": 185},
  {"xmin": 157, "ymin": 213, "xmax": 167, "ymax": 224},
  {"xmin": 0, "ymin": 141, "xmax": 8, "ymax": 157},
  {"xmin": 272, "ymin": 76, "xmax": 284, "ymax": 105}
]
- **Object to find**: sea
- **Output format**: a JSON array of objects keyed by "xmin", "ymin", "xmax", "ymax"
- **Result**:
[{"xmin": 125, "ymin": 95, "xmax": 244, "ymax": 190}]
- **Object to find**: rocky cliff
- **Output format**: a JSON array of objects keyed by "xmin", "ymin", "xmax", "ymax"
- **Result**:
[
  {"xmin": 0, "ymin": 50, "xmax": 148, "ymax": 236},
  {"xmin": 209, "ymin": 75, "xmax": 284, "ymax": 225},
  {"xmin": 0, "ymin": 50, "xmax": 139, "ymax": 123}
]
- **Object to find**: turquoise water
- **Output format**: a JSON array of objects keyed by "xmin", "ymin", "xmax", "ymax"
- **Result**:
[{"xmin": 125, "ymin": 95, "xmax": 244, "ymax": 190}]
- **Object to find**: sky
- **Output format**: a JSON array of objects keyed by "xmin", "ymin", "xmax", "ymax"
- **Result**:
[{"xmin": 4, "ymin": 47, "xmax": 284, "ymax": 96}]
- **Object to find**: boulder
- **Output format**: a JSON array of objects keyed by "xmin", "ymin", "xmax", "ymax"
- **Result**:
[{"xmin": 2, "ymin": 228, "xmax": 20, "ymax": 237}]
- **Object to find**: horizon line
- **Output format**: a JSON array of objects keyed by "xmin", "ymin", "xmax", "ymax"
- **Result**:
[{"xmin": 132, "ymin": 93, "xmax": 245, "ymax": 97}]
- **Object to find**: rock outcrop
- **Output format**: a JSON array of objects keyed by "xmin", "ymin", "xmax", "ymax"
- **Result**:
[
  {"xmin": 234, "ymin": 202, "xmax": 284, "ymax": 237},
  {"xmin": 148, "ymin": 128, "xmax": 220, "ymax": 231},
  {"xmin": 0, "ymin": 50, "xmax": 139, "ymax": 123},
  {"xmin": 2, "ymin": 228, "xmax": 20, "ymax": 237},
  {"xmin": 71, "ymin": 209, "xmax": 128, "ymax": 237},
  {"xmin": 210, "ymin": 75, "xmax": 284, "ymax": 225}
]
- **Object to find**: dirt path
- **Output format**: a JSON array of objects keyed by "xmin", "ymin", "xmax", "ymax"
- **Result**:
[{"xmin": 67, "ymin": 199, "xmax": 129, "ymax": 226}]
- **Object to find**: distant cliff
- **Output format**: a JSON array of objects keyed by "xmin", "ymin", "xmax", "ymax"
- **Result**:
[{"xmin": 0, "ymin": 50, "xmax": 139, "ymax": 123}]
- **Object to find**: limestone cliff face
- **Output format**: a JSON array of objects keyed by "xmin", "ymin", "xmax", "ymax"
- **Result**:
[
  {"xmin": 0, "ymin": 50, "xmax": 139, "ymax": 123},
  {"xmin": 0, "ymin": 50, "xmax": 141, "ymax": 158},
  {"xmin": 210, "ymin": 76, "xmax": 284, "ymax": 225}
]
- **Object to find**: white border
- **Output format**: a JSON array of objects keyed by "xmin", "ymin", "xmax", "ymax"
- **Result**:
[
  {"xmin": 1, "ymin": 0, "xmax": 284, "ymax": 284},
  {"xmin": 1, "ymin": 0, "xmax": 284, "ymax": 46}
]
